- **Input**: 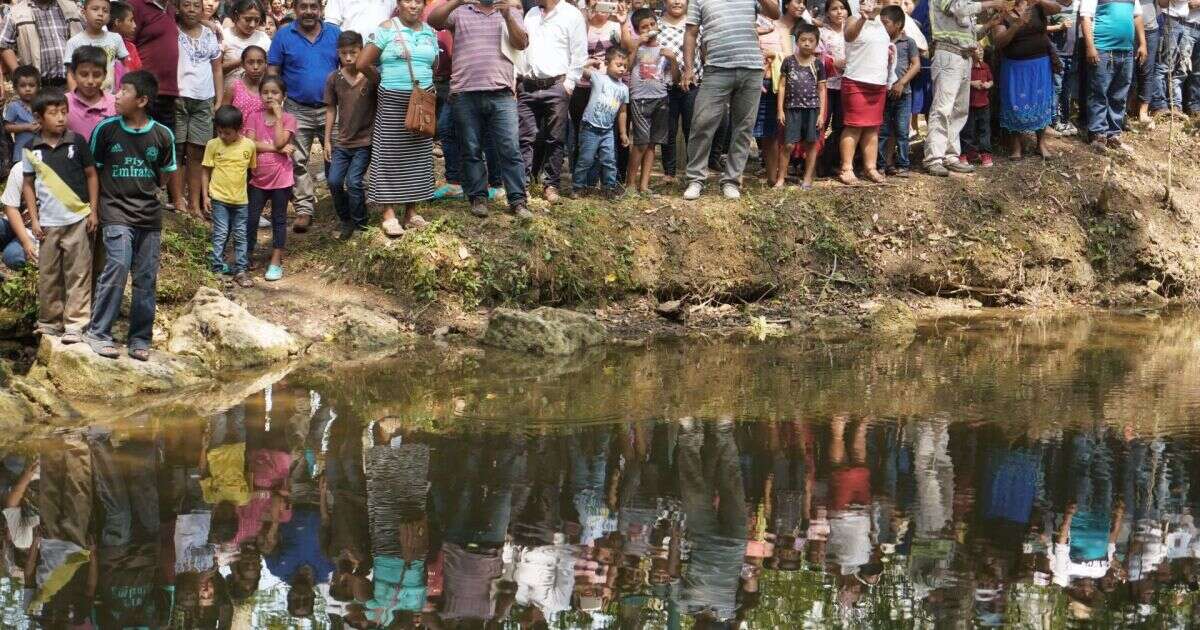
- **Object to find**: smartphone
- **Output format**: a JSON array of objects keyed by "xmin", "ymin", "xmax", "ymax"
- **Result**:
[
  {"xmin": 595, "ymin": 0, "xmax": 618, "ymax": 13},
  {"xmin": 478, "ymin": 0, "xmax": 496, "ymax": 5}
]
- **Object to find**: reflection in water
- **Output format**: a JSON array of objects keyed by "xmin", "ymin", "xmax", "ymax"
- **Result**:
[{"xmin": 13, "ymin": 314, "xmax": 1200, "ymax": 627}]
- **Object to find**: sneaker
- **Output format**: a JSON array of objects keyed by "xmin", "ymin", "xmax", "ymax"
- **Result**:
[
  {"xmin": 212, "ymin": 263, "xmax": 231, "ymax": 275},
  {"xmin": 722, "ymin": 183, "xmax": 741, "ymax": 200},
  {"xmin": 893, "ymin": 167, "xmax": 912, "ymax": 177},
  {"xmin": 470, "ymin": 199, "xmax": 490, "ymax": 218},
  {"xmin": 926, "ymin": 162, "xmax": 950, "ymax": 177},
  {"xmin": 432, "ymin": 183, "xmax": 465, "ymax": 200},
  {"xmin": 234, "ymin": 272, "xmax": 254, "ymax": 288},
  {"xmin": 511, "ymin": 203, "xmax": 534, "ymax": 221},
  {"xmin": 293, "ymin": 214, "xmax": 312, "ymax": 233},
  {"xmin": 946, "ymin": 159, "xmax": 976, "ymax": 174},
  {"xmin": 543, "ymin": 186, "xmax": 561, "ymax": 204},
  {"xmin": 265, "ymin": 264, "xmax": 284, "ymax": 281},
  {"xmin": 980, "ymin": 153, "xmax": 994, "ymax": 168},
  {"xmin": 337, "ymin": 222, "xmax": 356, "ymax": 240},
  {"xmin": 963, "ymin": 150, "xmax": 979, "ymax": 164},
  {"xmin": 1106, "ymin": 136, "xmax": 1133, "ymax": 154},
  {"xmin": 683, "ymin": 182, "xmax": 703, "ymax": 200},
  {"xmin": 1089, "ymin": 138, "xmax": 1109, "ymax": 152},
  {"xmin": 258, "ymin": 215, "xmax": 271, "ymax": 229}
]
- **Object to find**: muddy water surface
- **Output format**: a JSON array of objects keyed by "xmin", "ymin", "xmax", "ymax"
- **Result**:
[{"xmin": 7, "ymin": 311, "xmax": 1200, "ymax": 627}]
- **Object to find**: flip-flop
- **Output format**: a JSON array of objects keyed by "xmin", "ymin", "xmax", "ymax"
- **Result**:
[
  {"xmin": 128, "ymin": 348, "xmax": 150, "ymax": 362},
  {"xmin": 838, "ymin": 171, "xmax": 859, "ymax": 186},
  {"xmin": 381, "ymin": 218, "xmax": 405, "ymax": 238},
  {"xmin": 405, "ymin": 214, "xmax": 429, "ymax": 230},
  {"xmin": 865, "ymin": 170, "xmax": 887, "ymax": 184}
]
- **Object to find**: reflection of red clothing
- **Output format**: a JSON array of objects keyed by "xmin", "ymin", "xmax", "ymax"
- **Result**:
[
  {"xmin": 970, "ymin": 62, "xmax": 993, "ymax": 109},
  {"xmin": 423, "ymin": 1, "xmax": 454, "ymax": 81},
  {"xmin": 830, "ymin": 467, "xmax": 870, "ymax": 510}
]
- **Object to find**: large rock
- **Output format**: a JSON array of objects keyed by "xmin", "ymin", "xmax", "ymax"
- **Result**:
[
  {"xmin": 482, "ymin": 307, "xmax": 606, "ymax": 355},
  {"xmin": 861, "ymin": 298, "xmax": 918, "ymax": 336},
  {"xmin": 36, "ymin": 335, "xmax": 208, "ymax": 400},
  {"xmin": 167, "ymin": 287, "xmax": 302, "ymax": 369},
  {"xmin": 332, "ymin": 304, "xmax": 408, "ymax": 350}
]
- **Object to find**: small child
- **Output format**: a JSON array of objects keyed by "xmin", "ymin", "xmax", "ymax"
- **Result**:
[
  {"xmin": 109, "ymin": 1, "xmax": 142, "ymax": 73},
  {"xmin": 776, "ymin": 24, "xmax": 827, "ymax": 190},
  {"xmin": 4, "ymin": 66, "xmax": 40, "ymax": 164},
  {"xmin": 962, "ymin": 47, "xmax": 994, "ymax": 167},
  {"xmin": 64, "ymin": 0, "xmax": 130, "ymax": 94},
  {"xmin": 176, "ymin": 0, "xmax": 224, "ymax": 216},
  {"xmin": 202, "ymin": 106, "xmax": 256, "ymax": 287},
  {"xmin": 878, "ymin": 5, "xmax": 919, "ymax": 175},
  {"xmin": 324, "ymin": 30, "xmax": 377, "ymax": 240},
  {"xmin": 65, "ymin": 46, "xmax": 117, "ymax": 141},
  {"xmin": 573, "ymin": 48, "xmax": 631, "ymax": 199},
  {"xmin": 21, "ymin": 89, "xmax": 99, "ymax": 343},
  {"xmin": 244, "ymin": 76, "xmax": 296, "ymax": 282},
  {"xmin": 84, "ymin": 70, "xmax": 182, "ymax": 361},
  {"xmin": 626, "ymin": 8, "xmax": 678, "ymax": 194}
]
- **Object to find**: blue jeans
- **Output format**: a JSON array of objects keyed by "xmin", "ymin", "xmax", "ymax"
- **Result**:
[
  {"xmin": 1156, "ymin": 19, "xmax": 1200, "ymax": 111},
  {"xmin": 1140, "ymin": 27, "xmax": 1163, "ymax": 109},
  {"xmin": 0, "ymin": 217, "xmax": 27, "ymax": 269},
  {"xmin": 1053, "ymin": 54, "xmax": 1077, "ymax": 125},
  {"xmin": 451, "ymin": 91, "xmax": 523, "ymax": 203},
  {"xmin": 328, "ymin": 146, "xmax": 370, "ymax": 228},
  {"xmin": 439, "ymin": 98, "xmax": 503, "ymax": 187},
  {"xmin": 210, "ymin": 201, "xmax": 248, "ymax": 274},
  {"xmin": 86, "ymin": 225, "xmax": 161, "ymax": 352},
  {"xmin": 573, "ymin": 123, "xmax": 618, "ymax": 190},
  {"xmin": 878, "ymin": 92, "xmax": 912, "ymax": 168},
  {"xmin": 1087, "ymin": 49, "xmax": 1135, "ymax": 138}
]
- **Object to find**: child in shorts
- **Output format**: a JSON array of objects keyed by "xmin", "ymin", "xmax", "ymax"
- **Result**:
[
  {"xmin": 777, "ymin": 24, "xmax": 826, "ymax": 190},
  {"xmin": 626, "ymin": 7, "xmax": 678, "ymax": 195}
]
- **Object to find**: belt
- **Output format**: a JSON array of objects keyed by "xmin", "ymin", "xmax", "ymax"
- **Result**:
[
  {"xmin": 1167, "ymin": 14, "xmax": 1200, "ymax": 28},
  {"xmin": 934, "ymin": 41, "xmax": 973, "ymax": 58},
  {"xmin": 520, "ymin": 75, "xmax": 564, "ymax": 91}
]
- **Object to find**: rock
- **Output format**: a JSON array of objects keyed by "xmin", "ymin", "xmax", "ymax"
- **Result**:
[
  {"xmin": 332, "ymin": 304, "xmax": 407, "ymax": 349},
  {"xmin": 1100, "ymin": 283, "xmax": 1170, "ymax": 309},
  {"xmin": 36, "ymin": 335, "xmax": 208, "ymax": 400},
  {"xmin": 861, "ymin": 298, "xmax": 918, "ymax": 336},
  {"xmin": 655, "ymin": 300, "xmax": 687, "ymax": 323},
  {"xmin": 167, "ymin": 287, "xmax": 302, "ymax": 369},
  {"xmin": 482, "ymin": 307, "xmax": 606, "ymax": 355}
]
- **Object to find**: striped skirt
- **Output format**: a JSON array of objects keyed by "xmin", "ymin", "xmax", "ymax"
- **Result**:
[
  {"xmin": 365, "ymin": 443, "xmax": 430, "ymax": 557},
  {"xmin": 368, "ymin": 87, "xmax": 436, "ymax": 205}
]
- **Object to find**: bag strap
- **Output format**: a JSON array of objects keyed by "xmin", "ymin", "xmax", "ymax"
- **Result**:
[{"xmin": 395, "ymin": 20, "xmax": 420, "ymax": 90}]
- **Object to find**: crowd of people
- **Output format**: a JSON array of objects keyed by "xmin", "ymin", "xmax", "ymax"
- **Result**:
[
  {"xmin": 1, "ymin": 392, "xmax": 1198, "ymax": 627},
  {"xmin": 0, "ymin": 0, "xmax": 1190, "ymax": 360}
]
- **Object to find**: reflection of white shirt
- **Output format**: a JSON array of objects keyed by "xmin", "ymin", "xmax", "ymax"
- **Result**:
[
  {"xmin": 1050, "ymin": 542, "xmax": 1115, "ymax": 586},
  {"xmin": 3, "ymin": 507, "xmax": 37, "ymax": 550},
  {"xmin": 828, "ymin": 511, "xmax": 871, "ymax": 574},
  {"xmin": 513, "ymin": 545, "xmax": 576, "ymax": 621},
  {"xmin": 325, "ymin": 0, "xmax": 397, "ymax": 41},
  {"xmin": 521, "ymin": 3, "xmax": 588, "ymax": 91},
  {"xmin": 175, "ymin": 512, "xmax": 216, "ymax": 574}
]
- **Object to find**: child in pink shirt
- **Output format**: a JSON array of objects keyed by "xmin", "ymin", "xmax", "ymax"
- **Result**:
[
  {"xmin": 243, "ymin": 76, "xmax": 295, "ymax": 282},
  {"xmin": 66, "ymin": 46, "xmax": 116, "ymax": 140}
]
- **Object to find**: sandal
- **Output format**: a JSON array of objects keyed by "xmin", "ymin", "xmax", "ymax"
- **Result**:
[
  {"xmin": 837, "ymin": 170, "xmax": 859, "ymax": 186},
  {"xmin": 61, "ymin": 332, "xmax": 81, "ymax": 345},
  {"xmin": 128, "ymin": 348, "xmax": 150, "ymax": 362},
  {"xmin": 93, "ymin": 343, "xmax": 120, "ymax": 359},
  {"xmin": 381, "ymin": 218, "xmax": 405, "ymax": 238},
  {"xmin": 865, "ymin": 170, "xmax": 886, "ymax": 184},
  {"xmin": 404, "ymin": 214, "xmax": 429, "ymax": 230}
]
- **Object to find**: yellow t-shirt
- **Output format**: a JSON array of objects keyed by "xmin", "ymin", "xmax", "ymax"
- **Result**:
[
  {"xmin": 202, "ymin": 136, "xmax": 257, "ymax": 205},
  {"xmin": 200, "ymin": 442, "xmax": 251, "ymax": 506}
]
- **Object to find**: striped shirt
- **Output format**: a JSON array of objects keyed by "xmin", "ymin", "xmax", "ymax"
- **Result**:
[
  {"xmin": 686, "ymin": 0, "xmax": 763, "ymax": 70},
  {"xmin": 446, "ymin": 3, "xmax": 521, "ymax": 93}
]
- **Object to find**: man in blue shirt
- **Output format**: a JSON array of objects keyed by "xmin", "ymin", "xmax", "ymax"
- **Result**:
[
  {"xmin": 1079, "ymin": 0, "xmax": 1146, "ymax": 152},
  {"xmin": 267, "ymin": 0, "xmax": 340, "ymax": 233}
]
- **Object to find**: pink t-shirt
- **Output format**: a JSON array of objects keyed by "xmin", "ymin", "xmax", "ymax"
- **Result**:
[
  {"xmin": 66, "ymin": 91, "xmax": 117, "ymax": 141},
  {"xmin": 244, "ymin": 109, "xmax": 296, "ymax": 190},
  {"xmin": 231, "ymin": 79, "xmax": 264, "ymax": 122}
]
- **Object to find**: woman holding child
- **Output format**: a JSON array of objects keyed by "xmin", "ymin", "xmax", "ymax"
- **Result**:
[
  {"xmin": 839, "ymin": 0, "xmax": 890, "ymax": 184},
  {"xmin": 989, "ymin": 0, "xmax": 1060, "ymax": 159},
  {"xmin": 358, "ymin": 0, "xmax": 437, "ymax": 238}
]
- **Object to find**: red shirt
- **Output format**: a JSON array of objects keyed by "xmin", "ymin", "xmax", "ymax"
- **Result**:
[
  {"xmin": 128, "ymin": 0, "xmax": 179, "ymax": 96},
  {"xmin": 122, "ymin": 38, "xmax": 142, "ymax": 71},
  {"xmin": 970, "ymin": 61, "xmax": 992, "ymax": 109},
  {"xmin": 423, "ymin": 0, "xmax": 454, "ymax": 83}
]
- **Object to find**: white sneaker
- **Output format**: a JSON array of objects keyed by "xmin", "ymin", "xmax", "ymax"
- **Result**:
[
  {"xmin": 258, "ymin": 216, "xmax": 271, "ymax": 228},
  {"xmin": 683, "ymin": 182, "xmax": 703, "ymax": 200},
  {"xmin": 722, "ymin": 183, "xmax": 741, "ymax": 200}
]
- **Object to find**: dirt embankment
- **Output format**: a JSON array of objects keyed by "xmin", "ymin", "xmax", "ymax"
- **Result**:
[{"xmin": 1, "ymin": 118, "xmax": 1198, "ymax": 350}]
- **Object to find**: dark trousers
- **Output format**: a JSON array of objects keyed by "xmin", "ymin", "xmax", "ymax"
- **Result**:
[
  {"xmin": 247, "ymin": 185, "xmax": 293, "ymax": 256},
  {"xmin": 517, "ymin": 80, "xmax": 570, "ymax": 190},
  {"xmin": 328, "ymin": 146, "xmax": 370, "ymax": 229},
  {"xmin": 85, "ymin": 225, "xmax": 160, "ymax": 352},
  {"xmin": 661, "ymin": 85, "xmax": 698, "ymax": 178},
  {"xmin": 962, "ymin": 104, "xmax": 992, "ymax": 154}
]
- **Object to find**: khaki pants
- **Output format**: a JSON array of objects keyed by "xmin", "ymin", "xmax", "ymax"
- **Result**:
[
  {"xmin": 38, "ymin": 219, "xmax": 92, "ymax": 334},
  {"xmin": 924, "ymin": 48, "xmax": 973, "ymax": 167}
]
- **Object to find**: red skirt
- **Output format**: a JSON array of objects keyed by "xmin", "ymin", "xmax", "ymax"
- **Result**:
[{"xmin": 841, "ymin": 77, "xmax": 887, "ymax": 128}]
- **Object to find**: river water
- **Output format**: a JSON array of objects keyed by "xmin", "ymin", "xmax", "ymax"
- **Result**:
[{"xmin": 5, "ymin": 311, "xmax": 1200, "ymax": 627}]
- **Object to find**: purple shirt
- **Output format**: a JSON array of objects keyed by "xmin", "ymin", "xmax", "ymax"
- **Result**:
[{"xmin": 446, "ymin": 4, "xmax": 520, "ymax": 93}]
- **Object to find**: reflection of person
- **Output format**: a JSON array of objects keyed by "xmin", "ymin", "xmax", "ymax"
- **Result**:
[
  {"xmin": 25, "ymin": 436, "xmax": 92, "ymax": 621},
  {"xmin": 676, "ymin": 417, "xmax": 747, "ymax": 624},
  {"xmin": 1049, "ymin": 430, "xmax": 1123, "ymax": 588}
]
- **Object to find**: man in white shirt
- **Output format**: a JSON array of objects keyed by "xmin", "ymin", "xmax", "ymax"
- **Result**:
[
  {"xmin": 324, "ymin": 0, "xmax": 396, "ymax": 40},
  {"xmin": 1156, "ymin": 0, "xmax": 1200, "ymax": 113},
  {"xmin": 518, "ymin": 0, "xmax": 587, "ymax": 203}
]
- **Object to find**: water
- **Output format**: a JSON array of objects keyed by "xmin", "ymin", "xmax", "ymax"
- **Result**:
[{"xmin": 8, "ymin": 311, "xmax": 1200, "ymax": 627}]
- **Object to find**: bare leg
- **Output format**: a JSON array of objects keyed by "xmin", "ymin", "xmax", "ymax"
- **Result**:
[
  {"xmin": 802, "ymin": 142, "xmax": 819, "ymax": 186},
  {"xmin": 861, "ymin": 127, "xmax": 884, "ymax": 182},
  {"xmin": 639, "ymin": 145, "xmax": 655, "ymax": 192},
  {"xmin": 839, "ymin": 128, "xmax": 862, "ymax": 184}
]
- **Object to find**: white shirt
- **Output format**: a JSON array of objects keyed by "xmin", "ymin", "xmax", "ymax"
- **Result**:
[
  {"xmin": 1163, "ymin": 0, "xmax": 1200, "ymax": 21},
  {"xmin": 325, "ymin": 0, "xmax": 397, "ymax": 41},
  {"xmin": 0, "ymin": 163, "xmax": 22, "ymax": 209},
  {"xmin": 844, "ymin": 17, "xmax": 892, "ymax": 86},
  {"xmin": 521, "ymin": 1, "xmax": 588, "ymax": 92}
]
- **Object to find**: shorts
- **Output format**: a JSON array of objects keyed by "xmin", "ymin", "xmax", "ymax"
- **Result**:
[
  {"xmin": 174, "ymin": 96, "xmax": 214, "ymax": 146},
  {"xmin": 785, "ymin": 108, "xmax": 821, "ymax": 145},
  {"xmin": 630, "ymin": 97, "xmax": 669, "ymax": 146}
]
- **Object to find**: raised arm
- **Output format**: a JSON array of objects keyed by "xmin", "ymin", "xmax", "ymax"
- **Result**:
[
  {"xmin": 427, "ymin": 0, "xmax": 460, "ymax": 31},
  {"xmin": 501, "ymin": 0, "xmax": 529, "ymax": 50},
  {"xmin": 759, "ymin": 0, "xmax": 782, "ymax": 20}
]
